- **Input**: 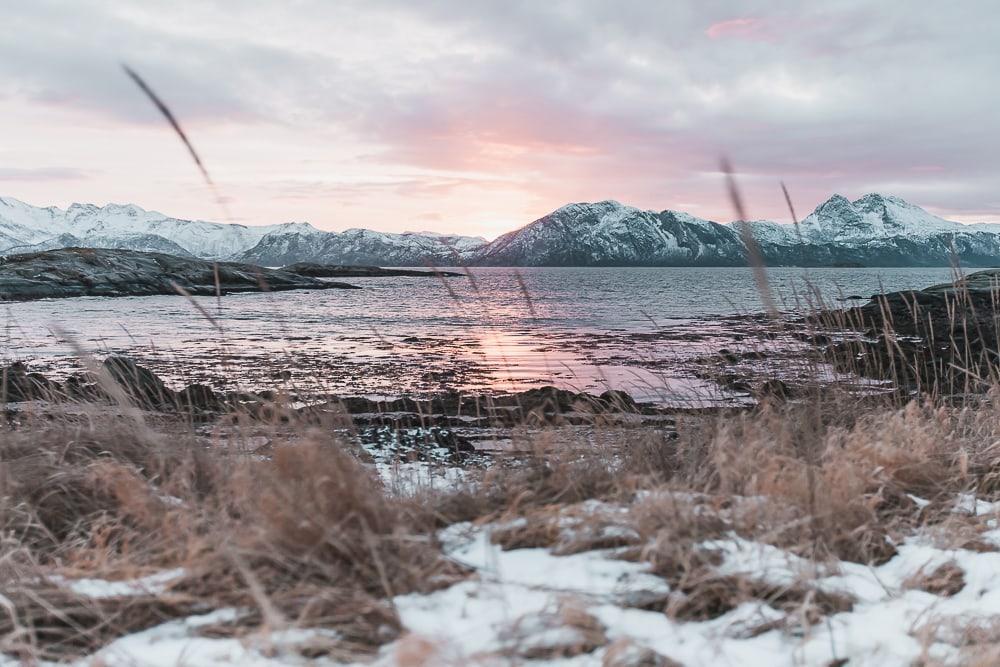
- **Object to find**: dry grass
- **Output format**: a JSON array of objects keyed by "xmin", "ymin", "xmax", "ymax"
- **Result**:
[
  {"xmin": 10, "ymin": 269, "xmax": 1000, "ymax": 662},
  {"xmin": 0, "ymin": 407, "xmax": 463, "ymax": 661},
  {"xmin": 44, "ymin": 54, "xmax": 998, "ymax": 663},
  {"xmin": 11, "ymin": 362, "xmax": 1000, "ymax": 661}
]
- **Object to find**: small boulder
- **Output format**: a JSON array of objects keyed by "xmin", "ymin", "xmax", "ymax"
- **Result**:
[
  {"xmin": 176, "ymin": 383, "xmax": 223, "ymax": 412},
  {"xmin": 508, "ymin": 386, "xmax": 581, "ymax": 413},
  {"xmin": 101, "ymin": 355, "xmax": 174, "ymax": 408},
  {"xmin": 0, "ymin": 362, "xmax": 58, "ymax": 402},
  {"xmin": 598, "ymin": 389, "xmax": 638, "ymax": 413}
]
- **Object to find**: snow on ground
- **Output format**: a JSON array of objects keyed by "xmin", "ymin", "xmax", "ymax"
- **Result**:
[
  {"xmin": 379, "ymin": 511, "xmax": 1000, "ymax": 666},
  {"xmin": 9, "ymin": 494, "xmax": 1000, "ymax": 665},
  {"xmin": 48, "ymin": 567, "xmax": 187, "ymax": 599}
]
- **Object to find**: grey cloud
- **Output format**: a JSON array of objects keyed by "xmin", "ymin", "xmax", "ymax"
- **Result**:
[{"xmin": 3, "ymin": 0, "xmax": 1000, "ymax": 220}]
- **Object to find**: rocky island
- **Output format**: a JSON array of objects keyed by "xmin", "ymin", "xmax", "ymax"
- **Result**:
[{"xmin": 0, "ymin": 247, "xmax": 360, "ymax": 301}]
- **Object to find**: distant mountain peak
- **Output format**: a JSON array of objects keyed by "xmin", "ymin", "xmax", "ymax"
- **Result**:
[
  {"xmin": 813, "ymin": 193, "xmax": 853, "ymax": 212},
  {"xmin": 0, "ymin": 196, "xmax": 319, "ymax": 259},
  {"xmin": 5, "ymin": 192, "xmax": 1000, "ymax": 269},
  {"xmin": 854, "ymin": 192, "xmax": 910, "ymax": 206}
]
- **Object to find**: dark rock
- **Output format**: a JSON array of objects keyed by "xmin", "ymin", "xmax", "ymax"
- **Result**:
[
  {"xmin": 598, "ymin": 390, "xmax": 638, "ymax": 412},
  {"xmin": 332, "ymin": 387, "xmax": 659, "ymax": 424},
  {"xmin": 0, "ymin": 362, "xmax": 59, "ymax": 402},
  {"xmin": 176, "ymin": 383, "xmax": 224, "ymax": 412},
  {"xmin": 717, "ymin": 348, "xmax": 741, "ymax": 363},
  {"xmin": 0, "ymin": 247, "xmax": 361, "ymax": 302},
  {"xmin": 495, "ymin": 386, "xmax": 581, "ymax": 413},
  {"xmin": 62, "ymin": 374, "xmax": 101, "ymax": 401},
  {"xmin": 816, "ymin": 272, "xmax": 1000, "ymax": 393},
  {"xmin": 102, "ymin": 356, "xmax": 174, "ymax": 408}
]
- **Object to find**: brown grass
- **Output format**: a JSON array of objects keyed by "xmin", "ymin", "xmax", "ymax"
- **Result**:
[
  {"xmin": 0, "ymin": 408, "xmax": 465, "ymax": 661},
  {"xmin": 10, "ymin": 261, "xmax": 1000, "ymax": 662}
]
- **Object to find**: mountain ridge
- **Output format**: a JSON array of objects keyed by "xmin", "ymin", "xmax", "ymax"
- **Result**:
[{"xmin": 2, "ymin": 193, "xmax": 999, "ymax": 267}]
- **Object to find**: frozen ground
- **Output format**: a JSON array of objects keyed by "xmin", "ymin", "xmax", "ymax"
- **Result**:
[{"xmin": 8, "ymin": 493, "xmax": 1000, "ymax": 666}]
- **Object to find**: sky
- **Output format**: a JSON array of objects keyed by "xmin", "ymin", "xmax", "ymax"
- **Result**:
[{"xmin": 1, "ymin": 1, "xmax": 999, "ymax": 239}]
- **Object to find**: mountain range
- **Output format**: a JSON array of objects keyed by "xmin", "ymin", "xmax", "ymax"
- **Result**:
[{"xmin": 2, "ymin": 193, "xmax": 999, "ymax": 268}]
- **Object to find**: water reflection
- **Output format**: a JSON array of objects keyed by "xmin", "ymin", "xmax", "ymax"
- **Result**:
[{"xmin": 0, "ymin": 266, "xmax": 970, "ymax": 404}]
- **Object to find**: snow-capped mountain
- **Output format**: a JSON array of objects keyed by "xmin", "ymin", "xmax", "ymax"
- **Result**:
[
  {"xmin": 233, "ymin": 227, "xmax": 489, "ymax": 266},
  {"xmin": 0, "ymin": 197, "xmax": 314, "ymax": 259},
  {"xmin": 0, "ymin": 196, "xmax": 488, "ymax": 266},
  {"xmin": 3, "ymin": 192, "xmax": 1000, "ymax": 268},
  {"xmin": 467, "ymin": 195, "xmax": 1000, "ymax": 267},
  {"xmin": 3, "ymin": 232, "xmax": 195, "ymax": 257},
  {"xmin": 745, "ymin": 194, "xmax": 1000, "ymax": 267},
  {"xmin": 473, "ymin": 201, "xmax": 748, "ymax": 266},
  {"xmin": 796, "ymin": 193, "xmax": 1000, "ymax": 242}
]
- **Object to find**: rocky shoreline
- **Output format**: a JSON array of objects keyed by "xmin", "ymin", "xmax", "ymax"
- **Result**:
[
  {"xmin": 0, "ymin": 247, "xmax": 362, "ymax": 301},
  {"xmin": 2, "ymin": 355, "xmax": 682, "ymax": 465},
  {"xmin": 803, "ymin": 268, "xmax": 1000, "ymax": 394}
]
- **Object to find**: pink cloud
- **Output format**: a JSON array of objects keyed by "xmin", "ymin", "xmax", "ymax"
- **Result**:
[{"xmin": 705, "ymin": 17, "xmax": 768, "ymax": 40}]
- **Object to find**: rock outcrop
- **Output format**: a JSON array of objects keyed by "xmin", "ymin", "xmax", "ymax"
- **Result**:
[
  {"xmin": 0, "ymin": 247, "xmax": 359, "ymax": 301},
  {"xmin": 820, "ymin": 267, "xmax": 1000, "ymax": 392}
]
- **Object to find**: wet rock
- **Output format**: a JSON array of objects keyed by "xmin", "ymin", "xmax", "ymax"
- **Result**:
[
  {"xmin": 176, "ymin": 383, "xmax": 224, "ymax": 412},
  {"xmin": 328, "ymin": 387, "xmax": 669, "ymax": 430},
  {"xmin": 816, "ymin": 275, "xmax": 1000, "ymax": 392},
  {"xmin": 102, "ymin": 355, "xmax": 175, "ymax": 408},
  {"xmin": 495, "ymin": 386, "xmax": 583, "ymax": 414},
  {"xmin": 0, "ymin": 362, "xmax": 59, "ymax": 402}
]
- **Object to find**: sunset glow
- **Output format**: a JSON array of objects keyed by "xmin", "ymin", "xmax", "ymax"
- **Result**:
[{"xmin": 2, "ymin": 2, "xmax": 999, "ymax": 238}]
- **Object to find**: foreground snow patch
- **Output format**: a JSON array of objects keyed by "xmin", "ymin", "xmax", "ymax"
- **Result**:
[{"xmin": 10, "ymin": 494, "xmax": 1000, "ymax": 665}]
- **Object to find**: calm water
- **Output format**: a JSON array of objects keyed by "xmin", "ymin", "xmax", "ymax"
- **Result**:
[{"xmin": 0, "ymin": 266, "xmax": 972, "ymax": 403}]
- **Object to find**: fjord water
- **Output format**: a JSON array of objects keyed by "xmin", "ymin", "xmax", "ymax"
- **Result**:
[{"xmin": 0, "ymin": 266, "xmax": 972, "ymax": 403}]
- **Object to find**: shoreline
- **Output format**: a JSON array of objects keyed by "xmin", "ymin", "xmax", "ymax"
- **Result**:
[{"xmin": 8, "ymin": 266, "xmax": 1000, "ymax": 665}]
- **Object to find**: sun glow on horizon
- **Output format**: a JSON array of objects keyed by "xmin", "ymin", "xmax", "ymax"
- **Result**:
[{"xmin": 1, "ymin": 2, "xmax": 998, "ymax": 235}]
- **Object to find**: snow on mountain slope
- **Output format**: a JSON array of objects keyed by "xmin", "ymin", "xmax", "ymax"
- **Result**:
[
  {"xmin": 5, "ymin": 232, "xmax": 197, "ymax": 257},
  {"xmin": 0, "ymin": 195, "xmax": 487, "ymax": 266},
  {"xmin": 0, "ymin": 197, "xmax": 315, "ymax": 259},
  {"xmin": 4, "ymin": 192, "xmax": 1000, "ymax": 268},
  {"xmin": 795, "ymin": 193, "xmax": 1000, "ymax": 243},
  {"xmin": 0, "ymin": 197, "xmax": 66, "ymax": 248},
  {"xmin": 235, "ymin": 227, "xmax": 488, "ymax": 267},
  {"xmin": 472, "ymin": 200, "xmax": 749, "ymax": 266},
  {"xmin": 469, "ymin": 196, "xmax": 1000, "ymax": 267}
]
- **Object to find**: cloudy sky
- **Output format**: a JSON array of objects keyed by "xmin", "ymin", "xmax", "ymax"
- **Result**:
[{"xmin": 2, "ymin": 1, "xmax": 998, "ymax": 237}]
